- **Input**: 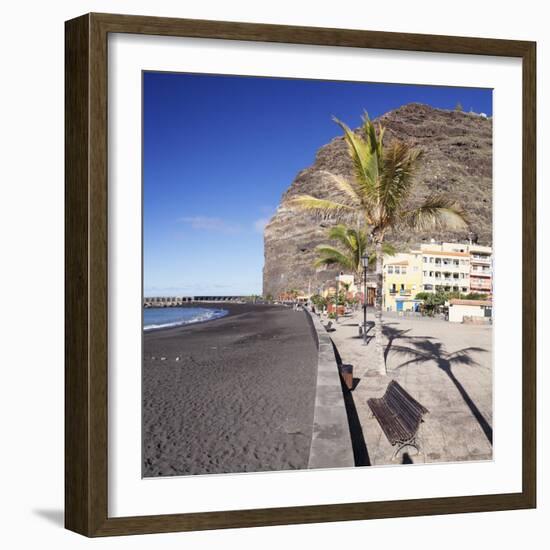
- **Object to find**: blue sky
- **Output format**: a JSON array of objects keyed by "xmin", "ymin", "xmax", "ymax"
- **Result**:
[{"xmin": 143, "ymin": 72, "xmax": 492, "ymax": 297}]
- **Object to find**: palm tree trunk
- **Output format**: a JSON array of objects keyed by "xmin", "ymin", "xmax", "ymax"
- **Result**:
[{"xmin": 373, "ymin": 240, "xmax": 387, "ymax": 375}]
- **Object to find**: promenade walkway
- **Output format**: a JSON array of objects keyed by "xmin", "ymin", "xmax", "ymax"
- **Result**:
[{"xmin": 325, "ymin": 310, "xmax": 493, "ymax": 466}]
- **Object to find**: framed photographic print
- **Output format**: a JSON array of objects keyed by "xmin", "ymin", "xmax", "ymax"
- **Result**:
[{"xmin": 65, "ymin": 13, "xmax": 536, "ymax": 536}]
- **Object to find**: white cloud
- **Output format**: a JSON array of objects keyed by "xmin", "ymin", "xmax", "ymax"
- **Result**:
[{"xmin": 179, "ymin": 216, "xmax": 242, "ymax": 234}]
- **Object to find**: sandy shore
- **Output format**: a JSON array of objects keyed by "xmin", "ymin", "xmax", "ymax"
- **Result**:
[{"xmin": 143, "ymin": 304, "xmax": 318, "ymax": 477}]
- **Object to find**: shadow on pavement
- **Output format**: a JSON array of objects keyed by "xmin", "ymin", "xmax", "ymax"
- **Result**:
[
  {"xmin": 331, "ymin": 341, "xmax": 371, "ymax": 466},
  {"xmin": 392, "ymin": 339, "xmax": 493, "ymax": 445}
]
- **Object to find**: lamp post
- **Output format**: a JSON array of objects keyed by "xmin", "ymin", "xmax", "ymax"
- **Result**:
[
  {"xmin": 361, "ymin": 252, "xmax": 369, "ymax": 345},
  {"xmin": 335, "ymin": 274, "xmax": 340, "ymax": 323}
]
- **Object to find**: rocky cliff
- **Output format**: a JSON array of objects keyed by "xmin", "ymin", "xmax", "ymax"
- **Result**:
[{"xmin": 263, "ymin": 103, "xmax": 492, "ymax": 298}]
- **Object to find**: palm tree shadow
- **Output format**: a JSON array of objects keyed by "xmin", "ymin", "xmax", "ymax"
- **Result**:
[
  {"xmin": 382, "ymin": 324, "xmax": 435, "ymax": 362},
  {"xmin": 351, "ymin": 321, "xmax": 375, "ymax": 342},
  {"xmin": 392, "ymin": 339, "xmax": 493, "ymax": 445}
]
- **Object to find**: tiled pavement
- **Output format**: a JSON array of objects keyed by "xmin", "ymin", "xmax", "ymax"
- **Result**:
[{"xmin": 325, "ymin": 310, "xmax": 493, "ymax": 466}]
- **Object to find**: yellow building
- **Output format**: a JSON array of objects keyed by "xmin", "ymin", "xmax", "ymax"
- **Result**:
[
  {"xmin": 382, "ymin": 241, "xmax": 493, "ymax": 312},
  {"xmin": 383, "ymin": 252, "xmax": 423, "ymax": 312}
]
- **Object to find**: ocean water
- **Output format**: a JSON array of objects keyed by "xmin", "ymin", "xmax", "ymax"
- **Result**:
[{"xmin": 143, "ymin": 307, "xmax": 228, "ymax": 331}]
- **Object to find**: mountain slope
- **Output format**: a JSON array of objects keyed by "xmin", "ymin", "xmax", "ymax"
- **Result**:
[{"xmin": 263, "ymin": 103, "xmax": 492, "ymax": 297}]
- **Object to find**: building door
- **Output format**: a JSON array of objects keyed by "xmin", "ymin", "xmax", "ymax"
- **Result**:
[
  {"xmin": 367, "ymin": 287, "xmax": 375, "ymax": 306},
  {"xmin": 396, "ymin": 301, "xmax": 404, "ymax": 312}
]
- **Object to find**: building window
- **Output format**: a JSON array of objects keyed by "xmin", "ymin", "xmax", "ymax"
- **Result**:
[
  {"xmin": 423, "ymin": 271, "xmax": 427, "ymax": 276},
  {"xmin": 423, "ymin": 256, "xmax": 428, "ymax": 263},
  {"xmin": 402, "ymin": 267, "xmax": 407, "ymax": 274},
  {"xmin": 387, "ymin": 266, "xmax": 393, "ymax": 274},
  {"xmin": 430, "ymin": 257, "xmax": 434, "ymax": 263},
  {"xmin": 424, "ymin": 284, "xmax": 433, "ymax": 290},
  {"xmin": 395, "ymin": 266, "xmax": 400, "ymax": 274}
]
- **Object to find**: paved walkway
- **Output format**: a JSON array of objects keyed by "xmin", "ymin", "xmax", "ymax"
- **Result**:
[{"xmin": 324, "ymin": 309, "xmax": 493, "ymax": 466}]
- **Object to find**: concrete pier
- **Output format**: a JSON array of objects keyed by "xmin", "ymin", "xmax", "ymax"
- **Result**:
[{"xmin": 143, "ymin": 296, "xmax": 249, "ymax": 307}]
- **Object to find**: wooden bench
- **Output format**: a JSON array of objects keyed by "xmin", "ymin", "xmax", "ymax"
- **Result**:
[{"xmin": 367, "ymin": 380, "xmax": 429, "ymax": 461}]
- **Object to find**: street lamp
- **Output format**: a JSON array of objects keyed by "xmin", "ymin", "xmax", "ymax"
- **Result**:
[
  {"xmin": 335, "ymin": 273, "xmax": 340, "ymax": 323},
  {"xmin": 361, "ymin": 252, "xmax": 369, "ymax": 345}
]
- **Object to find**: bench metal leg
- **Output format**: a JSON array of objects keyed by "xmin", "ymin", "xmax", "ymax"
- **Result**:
[{"xmin": 391, "ymin": 439, "xmax": 421, "ymax": 462}]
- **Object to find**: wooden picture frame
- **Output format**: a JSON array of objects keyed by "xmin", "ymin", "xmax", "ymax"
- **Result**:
[{"xmin": 65, "ymin": 12, "xmax": 536, "ymax": 537}]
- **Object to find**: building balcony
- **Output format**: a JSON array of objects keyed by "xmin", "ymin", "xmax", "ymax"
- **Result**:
[
  {"xmin": 389, "ymin": 289, "xmax": 412, "ymax": 296},
  {"xmin": 429, "ymin": 278, "xmax": 462, "ymax": 285},
  {"xmin": 470, "ymin": 256, "xmax": 492, "ymax": 264},
  {"xmin": 470, "ymin": 278, "xmax": 492, "ymax": 286},
  {"xmin": 471, "ymin": 282, "xmax": 492, "ymax": 290},
  {"xmin": 431, "ymin": 264, "xmax": 463, "ymax": 271}
]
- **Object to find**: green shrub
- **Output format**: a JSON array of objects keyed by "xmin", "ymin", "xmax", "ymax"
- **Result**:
[
  {"xmin": 311, "ymin": 294, "xmax": 327, "ymax": 308},
  {"xmin": 464, "ymin": 292, "xmax": 489, "ymax": 300}
]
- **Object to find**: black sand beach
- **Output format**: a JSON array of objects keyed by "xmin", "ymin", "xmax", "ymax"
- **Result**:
[{"xmin": 143, "ymin": 304, "xmax": 318, "ymax": 477}]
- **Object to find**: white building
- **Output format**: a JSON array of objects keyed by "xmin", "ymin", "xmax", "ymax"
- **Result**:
[
  {"xmin": 417, "ymin": 243, "xmax": 471, "ymax": 294},
  {"xmin": 448, "ymin": 299, "xmax": 492, "ymax": 323},
  {"xmin": 417, "ymin": 241, "xmax": 493, "ymax": 296}
]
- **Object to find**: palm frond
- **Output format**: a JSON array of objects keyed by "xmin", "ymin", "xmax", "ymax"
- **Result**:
[
  {"xmin": 401, "ymin": 195, "xmax": 469, "ymax": 231},
  {"xmin": 332, "ymin": 117, "xmax": 379, "ymax": 201},
  {"xmin": 318, "ymin": 171, "xmax": 361, "ymax": 206},
  {"xmin": 332, "ymin": 118, "xmax": 370, "ymax": 179},
  {"xmin": 366, "ymin": 242, "xmax": 396, "ymax": 266},
  {"xmin": 326, "ymin": 225, "xmax": 354, "ymax": 253},
  {"xmin": 376, "ymin": 122, "xmax": 386, "ymax": 157},
  {"xmin": 378, "ymin": 142, "xmax": 423, "ymax": 218},
  {"xmin": 314, "ymin": 246, "xmax": 355, "ymax": 271},
  {"xmin": 382, "ymin": 242, "xmax": 397, "ymax": 256},
  {"xmin": 361, "ymin": 115, "xmax": 382, "ymax": 183},
  {"xmin": 286, "ymin": 194, "xmax": 355, "ymax": 217}
]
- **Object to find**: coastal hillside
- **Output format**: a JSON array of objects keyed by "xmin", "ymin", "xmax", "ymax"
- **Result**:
[{"xmin": 263, "ymin": 103, "xmax": 492, "ymax": 298}]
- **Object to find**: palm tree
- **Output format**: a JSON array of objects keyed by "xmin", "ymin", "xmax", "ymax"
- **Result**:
[
  {"xmin": 314, "ymin": 224, "xmax": 396, "ymax": 282},
  {"xmin": 288, "ymin": 113, "xmax": 468, "ymax": 375}
]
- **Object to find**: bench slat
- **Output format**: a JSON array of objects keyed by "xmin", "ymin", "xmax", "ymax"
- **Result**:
[{"xmin": 367, "ymin": 380, "xmax": 429, "ymax": 446}]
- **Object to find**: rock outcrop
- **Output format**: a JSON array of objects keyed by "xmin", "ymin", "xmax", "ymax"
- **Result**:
[{"xmin": 263, "ymin": 103, "xmax": 492, "ymax": 298}]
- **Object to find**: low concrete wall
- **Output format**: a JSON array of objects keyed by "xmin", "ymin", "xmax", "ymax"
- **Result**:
[{"xmin": 305, "ymin": 310, "xmax": 355, "ymax": 469}]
